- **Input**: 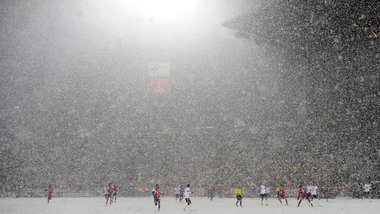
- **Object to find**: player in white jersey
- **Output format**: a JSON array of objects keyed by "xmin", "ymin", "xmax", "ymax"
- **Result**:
[
  {"xmin": 311, "ymin": 186, "xmax": 318, "ymax": 200},
  {"xmin": 310, "ymin": 185, "xmax": 320, "ymax": 206},
  {"xmin": 175, "ymin": 187, "xmax": 181, "ymax": 200},
  {"xmin": 362, "ymin": 183, "xmax": 371, "ymax": 199},
  {"xmin": 260, "ymin": 183, "xmax": 268, "ymax": 206},
  {"xmin": 105, "ymin": 183, "xmax": 113, "ymax": 205},
  {"xmin": 305, "ymin": 185, "xmax": 313, "ymax": 207},
  {"xmin": 183, "ymin": 184, "xmax": 193, "ymax": 211},
  {"xmin": 305, "ymin": 185, "xmax": 312, "ymax": 195}
]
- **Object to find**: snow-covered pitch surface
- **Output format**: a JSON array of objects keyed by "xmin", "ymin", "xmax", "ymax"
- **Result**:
[{"xmin": 0, "ymin": 197, "xmax": 378, "ymax": 214}]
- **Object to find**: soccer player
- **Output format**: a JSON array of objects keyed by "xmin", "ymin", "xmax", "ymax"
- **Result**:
[
  {"xmin": 152, "ymin": 184, "xmax": 161, "ymax": 211},
  {"xmin": 277, "ymin": 185, "xmax": 288, "ymax": 205},
  {"xmin": 363, "ymin": 182, "xmax": 371, "ymax": 199},
  {"xmin": 297, "ymin": 185, "xmax": 313, "ymax": 207},
  {"xmin": 183, "ymin": 184, "xmax": 193, "ymax": 211},
  {"xmin": 320, "ymin": 185, "xmax": 328, "ymax": 202},
  {"xmin": 260, "ymin": 183, "xmax": 268, "ymax": 206},
  {"xmin": 45, "ymin": 185, "xmax": 53, "ymax": 204},
  {"xmin": 305, "ymin": 184, "xmax": 314, "ymax": 207},
  {"xmin": 179, "ymin": 185, "xmax": 185, "ymax": 203},
  {"xmin": 208, "ymin": 186, "xmax": 215, "ymax": 201},
  {"xmin": 175, "ymin": 187, "xmax": 180, "ymax": 201},
  {"xmin": 235, "ymin": 185, "xmax": 242, "ymax": 207},
  {"xmin": 113, "ymin": 185, "xmax": 118, "ymax": 203},
  {"xmin": 310, "ymin": 185, "xmax": 318, "ymax": 205},
  {"xmin": 106, "ymin": 183, "xmax": 113, "ymax": 205}
]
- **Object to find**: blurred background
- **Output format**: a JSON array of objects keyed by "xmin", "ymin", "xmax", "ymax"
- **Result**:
[{"xmin": 0, "ymin": 0, "xmax": 379, "ymax": 197}]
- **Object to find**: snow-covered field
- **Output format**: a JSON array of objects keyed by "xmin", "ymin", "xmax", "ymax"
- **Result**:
[{"xmin": 0, "ymin": 197, "xmax": 378, "ymax": 214}]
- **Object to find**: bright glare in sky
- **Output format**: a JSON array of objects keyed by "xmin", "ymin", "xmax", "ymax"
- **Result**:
[{"xmin": 127, "ymin": 0, "xmax": 198, "ymax": 20}]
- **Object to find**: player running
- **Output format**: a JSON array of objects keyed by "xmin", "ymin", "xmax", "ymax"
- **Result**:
[
  {"xmin": 175, "ymin": 186, "xmax": 180, "ymax": 201},
  {"xmin": 320, "ymin": 185, "xmax": 328, "ymax": 202},
  {"xmin": 208, "ymin": 186, "xmax": 215, "ymax": 201},
  {"xmin": 179, "ymin": 185, "xmax": 185, "ymax": 203},
  {"xmin": 152, "ymin": 184, "xmax": 161, "ymax": 211},
  {"xmin": 260, "ymin": 183, "xmax": 268, "ymax": 206},
  {"xmin": 297, "ymin": 185, "xmax": 313, "ymax": 207},
  {"xmin": 235, "ymin": 185, "xmax": 242, "ymax": 207},
  {"xmin": 45, "ymin": 185, "xmax": 53, "ymax": 204},
  {"xmin": 106, "ymin": 183, "xmax": 113, "ymax": 205},
  {"xmin": 277, "ymin": 185, "xmax": 288, "ymax": 205},
  {"xmin": 306, "ymin": 184, "xmax": 314, "ymax": 207},
  {"xmin": 363, "ymin": 183, "xmax": 371, "ymax": 199},
  {"xmin": 311, "ymin": 186, "xmax": 318, "ymax": 199},
  {"xmin": 113, "ymin": 185, "xmax": 118, "ymax": 203},
  {"xmin": 183, "ymin": 184, "xmax": 193, "ymax": 211}
]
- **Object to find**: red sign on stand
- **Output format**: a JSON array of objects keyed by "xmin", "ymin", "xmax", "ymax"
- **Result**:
[{"xmin": 148, "ymin": 79, "xmax": 171, "ymax": 93}]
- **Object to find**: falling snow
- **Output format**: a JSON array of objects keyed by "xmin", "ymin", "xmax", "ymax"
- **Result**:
[{"xmin": 0, "ymin": 0, "xmax": 379, "ymax": 209}]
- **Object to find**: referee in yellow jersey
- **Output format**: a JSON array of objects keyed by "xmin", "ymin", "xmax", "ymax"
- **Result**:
[{"xmin": 235, "ymin": 186, "xmax": 242, "ymax": 207}]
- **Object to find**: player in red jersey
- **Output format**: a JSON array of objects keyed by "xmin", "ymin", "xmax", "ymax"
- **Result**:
[
  {"xmin": 320, "ymin": 185, "xmax": 328, "ymax": 202},
  {"xmin": 106, "ymin": 183, "xmax": 113, "ymax": 205},
  {"xmin": 277, "ymin": 185, "xmax": 288, "ymax": 205},
  {"xmin": 152, "ymin": 184, "xmax": 161, "ymax": 211},
  {"xmin": 208, "ymin": 186, "xmax": 215, "ymax": 201},
  {"xmin": 179, "ymin": 185, "xmax": 184, "ymax": 203},
  {"xmin": 113, "ymin": 185, "xmax": 118, "ymax": 203},
  {"xmin": 297, "ymin": 185, "xmax": 312, "ymax": 207},
  {"xmin": 45, "ymin": 185, "xmax": 53, "ymax": 204}
]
